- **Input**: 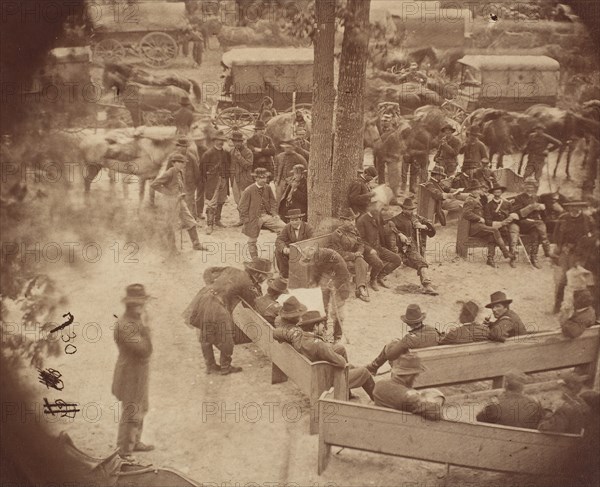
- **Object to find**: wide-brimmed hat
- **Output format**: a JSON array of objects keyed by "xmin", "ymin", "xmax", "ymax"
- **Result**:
[
  {"xmin": 180, "ymin": 96, "xmax": 191, "ymax": 106},
  {"xmin": 122, "ymin": 283, "xmax": 151, "ymax": 304},
  {"xmin": 466, "ymin": 180, "xmax": 483, "ymax": 192},
  {"xmin": 488, "ymin": 184, "xmax": 507, "ymax": 193},
  {"xmin": 289, "ymin": 164, "xmax": 307, "ymax": 174},
  {"xmin": 394, "ymin": 352, "xmax": 426, "ymax": 375},
  {"xmin": 401, "ymin": 198, "xmax": 417, "ymax": 210},
  {"xmin": 467, "ymin": 127, "xmax": 482, "ymax": 137},
  {"xmin": 363, "ymin": 166, "xmax": 378, "ymax": 178},
  {"xmin": 298, "ymin": 310, "xmax": 327, "ymax": 328},
  {"xmin": 243, "ymin": 257, "xmax": 272, "ymax": 275},
  {"xmin": 459, "ymin": 300, "xmax": 479, "ymax": 323},
  {"xmin": 563, "ymin": 200, "xmax": 588, "ymax": 208},
  {"xmin": 230, "ymin": 131, "xmax": 244, "ymax": 142},
  {"xmin": 169, "ymin": 153, "xmax": 186, "ymax": 164},
  {"xmin": 251, "ymin": 168, "xmax": 270, "ymax": 178},
  {"xmin": 176, "ymin": 137, "xmax": 189, "ymax": 147},
  {"xmin": 339, "ymin": 207, "xmax": 358, "ymax": 220},
  {"xmin": 267, "ymin": 277, "xmax": 288, "ymax": 294},
  {"xmin": 287, "ymin": 208, "xmax": 305, "ymax": 219},
  {"xmin": 430, "ymin": 165, "xmax": 446, "ymax": 177},
  {"xmin": 279, "ymin": 296, "xmax": 308, "ymax": 319},
  {"xmin": 401, "ymin": 304, "xmax": 426, "ymax": 325},
  {"xmin": 573, "ymin": 289, "xmax": 593, "ymax": 309},
  {"xmin": 485, "ymin": 291, "xmax": 512, "ymax": 308},
  {"xmin": 213, "ymin": 130, "xmax": 227, "ymax": 141},
  {"xmin": 254, "ymin": 120, "xmax": 266, "ymax": 130},
  {"xmin": 558, "ymin": 371, "xmax": 589, "ymax": 391},
  {"xmin": 440, "ymin": 124, "xmax": 456, "ymax": 134}
]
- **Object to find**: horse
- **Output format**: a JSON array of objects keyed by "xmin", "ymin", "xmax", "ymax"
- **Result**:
[{"xmin": 264, "ymin": 109, "xmax": 312, "ymax": 149}]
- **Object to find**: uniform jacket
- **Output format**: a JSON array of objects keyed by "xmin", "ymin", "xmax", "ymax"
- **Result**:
[
  {"xmin": 460, "ymin": 139, "xmax": 489, "ymax": 163},
  {"xmin": 347, "ymin": 177, "xmax": 372, "ymax": 214},
  {"xmin": 254, "ymin": 294, "xmax": 282, "ymax": 325},
  {"xmin": 512, "ymin": 193, "xmax": 544, "ymax": 221},
  {"xmin": 275, "ymin": 222, "xmax": 314, "ymax": 252},
  {"xmin": 435, "ymin": 135, "xmax": 461, "ymax": 163},
  {"xmin": 525, "ymin": 132, "xmax": 561, "ymax": 159},
  {"xmin": 328, "ymin": 223, "xmax": 365, "ymax": 261},
  {"xmin": 538, "ymin": 392, "xmax": 589, "ymax": 434},
  {"xmin": 487, "ymin": 309, "xmax": 528, "ymax": 342},
  {"xmin": 201, "ymin": 147, "xmax": 231, "ymax": 199},
  {"xmin": 238, "ymin": 183, "xmax": 279, "ymax": 238},
  {"xmin": 389, "ymin": 212, "xmax": 436, "ymax": 243},
  {"xmin": 296, "ymin": 333, "xmax": 347, "ymax": 367},
  {"xmin": 309, "ymin": 248, "xmax": 351, "ymax": 300},
  {"xmin": 477, "ymin": 391, "xmax": 543, "ymax": 429},
  {"xmin": 230, "ymin": 145, "xmax": 254, "ymax": 190},
  {"xmin": 475, "ymin": 167, "xmax": 498, "ymax": 190},
  {"xmin": 356, "ymin": 211, "xmax": 385, "ymax": 252},
  {"xmin": 484, "ymin": 198, "xmax": 513, "ymax": 225},
  {"xmin": 462, "ymin": 194, "xmax": 486, "ymax": 222},
  {"xmin": 424, "ymin": 178, "xmax": 452, "ymax": 225},
  {"xmin": 246, "ymin": 133, "xmax": 276, "ymax": 173},
  {"xmin": 440, "ymin": 322, "xmax": 490, "ymax": 344},
  {"xmin": 375, "ymin": 129, "xmax": 402, "ymax": 164},
  {"xmin": 183, "ymin": 145, "xmax": 200, "ymax": 190},
  {"xmin": 112, "ymin": 311, "xmax": 152, "ymax": 412},
  {"xmin": 274, "ymin": 151, "xmax": 307, "ymax": 184},
  {"xmin": 150, "ymin": 166, "xmax": 184, "ymax": 197},
  {"xmin": 560, "ymin": 306, "xmax": 596, "ymax": 338}
]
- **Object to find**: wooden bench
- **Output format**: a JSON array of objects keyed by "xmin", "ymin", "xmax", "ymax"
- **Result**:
[
  {"xmin": 317, "ymin": 387, "xmax": 583, "ymax": 476},
  {"xmin": 417, "ymin": 182, "xmax": 461, "ymax": 225},
  {"xmin": 494, "ymin": 167, "xmax": 524, "ymax": 193},
  {"xmin": 288, "ymin": 234, "xmax": 334, "ymax": 289},
  {"xmin": 231, "ymin": 299, "xmax": 349, "ymax": 434},
  {"xmin": 414, "ymin": 325, "xmax": 600, "ymax": 389}
]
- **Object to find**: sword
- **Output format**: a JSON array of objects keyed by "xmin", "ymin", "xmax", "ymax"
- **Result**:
[{"xmin": 519, "ymin": 236, "xmax": 536, "ymax": 269}]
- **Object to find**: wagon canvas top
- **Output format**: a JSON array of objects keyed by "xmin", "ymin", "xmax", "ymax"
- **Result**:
[
  {"xmin": 222, "ymin": 48, "xmax": 314, "ymax": 67},
  {"xmin": 87, "ymin": 1, "xmax": 188, "ymax": 33},
  {"xmin": 458, "ymin": 55, "xmax": 560, "ymax": 71}
]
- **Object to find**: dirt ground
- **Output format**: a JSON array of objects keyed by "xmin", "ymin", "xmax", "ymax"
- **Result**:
[{"xmin": 21, "ymin": 47, "xmax": 595, "ymax": 487}]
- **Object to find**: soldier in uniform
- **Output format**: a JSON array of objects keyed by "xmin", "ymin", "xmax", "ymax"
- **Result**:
[
  {"xmin": 255, "ymin": 277, "xmax": 288, "ymax": 325},
  {"xmin": 552, "ymin": 200, "xmax": 593, "ymax": 312},
  {"xmin": 327, "ymin": 208, "xmax": 371, "ymax": 302},
  {"xmin": 451, "ymin": 160, "xmax": 480, "ymax": 195},
  {"xmin": 538, "ymin": 371, "xmax": 590, "ymax": 434},
  {"xmin": 274, "ymin": 310, "xmax": 375, "ymax": 400},
  {"xmin": 482, "ymin": 291, "xmax": 528, "ymax": 342},
  {"xmin": 348, "ymin": 166, "xmax": 377, "ymax": 215},
  {"xmin": 461, "ymin": 180, "xmax": 515, "ymax": 268},
  {"xmin": 246, "ymin": 120, "xmax": 276, "ymax": 175},
  {"xmin": 112, "ymin": 284, "xmax": 154, "ymax": 460},
  {"xmin": 434, "ymin": 124, "xmax": 461, "ymax": 177},
  {"xmin": 440, "ymin": 301, "xmax": 490, "ymax": 344},
  {"xmin": 173, "ymin": 96, "xmax": 194, "ymax": 135},
  {"xmin": 274, "ymin": 140, "xmax": 307, "ymax": 200},
  {"xmin": 183, "ymin": 258, "xmax": 272, "ymax": 375},
  {"xmin": 274, "ymin": 208, "xmax": 314, "ymax": 279},
  {"xmin": 200, "ymin": 130, "xmax": 230, "ymax": 234},
  {"xmin": 367, "ymin": 304, "xmax": 441, "ymax": 375},
  {"xmin": 374, "ymin": 114, "xmax": 403, "ymax": 195},
  {"xmin": 512, "ymin": 177, "xmax": 552, "ymax": 268},
  {"xmin": 150, "ymin": 154, "xmax": 204, "ymax": 251},
  {"xmin": 459, "ymin": 127, "xmax": 489, "ymax": 166},
  {"xmin": 477, "ymin": 371, "xmax": 543, "ymax": 429},
  {"xmin": 382, "ymin": 199, "xmax": 437, "ymax": 294},
  {"xmin": 484, "ymin": 184, "xmax": 520, "ymax": 268},
  {"xmin": 372, "ymin": 353, "xmax": 443, "ymax": 421},
  {"xmin": 521, "ymin": 124, "xmax": 562, "ymax": 181},
  {"xmin": 229, "ymin": 131, "xmax": 254, "ymax": 207},
  {"xmin": 475, "ymin": 157, "xmax": 499, "ymax": 190},
  {"xmin": 423, "ymin": 165, "xmax": 463, "ymax": 226}
]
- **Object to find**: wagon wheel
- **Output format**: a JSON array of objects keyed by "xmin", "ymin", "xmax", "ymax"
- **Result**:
[
  {"xmin": 142, "ymin": 110, "xmax": 174, "ymax": 127},
  {"xmin": 140, "ymin": 32, "xmax": 178, "ymax": 68},
  {"xmin": 441, "ymin": 100, "xmax": 467, "ymax": 124},
  {"xmin": 93, "ymin": 39, "xmax": 125, "ymax": 64},
  {"xmin": 214, "ymin": 107, "xmax": 257, "ymax": 131}
]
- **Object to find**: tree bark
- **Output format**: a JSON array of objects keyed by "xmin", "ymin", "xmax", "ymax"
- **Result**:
[
  {"xmin": 307, "ymin": 0, "xmax": 336, "ymax": 228},
  {"xmin": 332, "ymin": 0, "xmax": 371, "ymax": 217}
]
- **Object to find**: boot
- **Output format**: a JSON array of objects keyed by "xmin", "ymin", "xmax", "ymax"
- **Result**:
[
  {"xmin": 187, "ymin": 227, "xmax": 205, "ymax": 251},
  {"xmin": 497, "ymin": 236, "xmax": 511, "ymax": 259},
  {"xmin": 508, "ymin": 247, "xmax": 517, "ymax": 268},
  {"xmin": 486, "ymin": 245, "xmax": 498, "ymax": 268},
  {"xmin": 369, "ymin": 279, "xmax": 380, "ymax": 292},
  {"xmin": 529, "ymin": 245, "xmax": 542, "ymax": 269},
  {"xmin": 205, "ymin": 208, "xmax": 214, "ymax": 235},
  {"xmin": 356, "ymin": 285, "xmax": 370, "ymax": 302},
  {"xmin": 542, "ymin": 240, "xmax": 552, "ymax": 258},
  {"xmin": 220, "ymin": 365, "xmax": 243, "ymax": 375},
  {"xmin": 419, "ymin": 268, "xmax": 437, "ymax": 294},
  {"xmin": 362, "ymin": 376, "xmax": 376, "ymax": 401},
  {"xmin": 486, "ymin": 256, "xmax": 498, "ymax": 268},
  {"xmin": 214, "ymin": 204, "xmax": 225, "ymax": 227},
  {"xmin": 201, "ymin": 343, "xmax": 220, "ymax": 374}
]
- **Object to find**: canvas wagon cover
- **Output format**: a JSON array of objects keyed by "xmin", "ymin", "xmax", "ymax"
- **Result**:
[{"xmin": 88, "ymin": 1, "xmax": 189, "ymax": 33}]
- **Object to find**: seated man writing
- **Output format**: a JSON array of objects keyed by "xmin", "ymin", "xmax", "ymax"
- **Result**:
[{"xmin": 273, "ymin": 310, "xmax": 375, "ymax": 401}]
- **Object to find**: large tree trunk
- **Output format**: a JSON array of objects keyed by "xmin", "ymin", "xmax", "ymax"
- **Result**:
[
  {"xmin": 332, "ymin": 0, "xmax": 370, "ymax": 217},
  {"xmin": 307, "ymin": 0, "xmax": 336, "ymax": 228}
]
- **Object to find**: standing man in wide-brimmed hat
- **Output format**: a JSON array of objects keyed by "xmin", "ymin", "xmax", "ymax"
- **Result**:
[
  {"xmin": 183, "ymin": 258, "xmax": 272, "ymax": 375},
  {"xmin": 462, "ymin": 180, "xmax": 516, "ymax": 268},
  {"xmin": 173, "ymin": 96, "xmax": 194, "ymax": 135},
  {"xmin": 434, "ymin": 123, "xmax": 461, "ymax": 177},
  {"xmin": 440, "ymin": 301, "xmax": 490, "ymax": 344},
  {"xmin": 424, "ymin": 164, "xmax": 463, "ymax": 226},
  {"xmin": 459, "ymin": 126, "xmax": 489, "ymax": 167},
  {"xmin": 348, "ymin": 166, "xmax": 378, "ymax": 216},
  {"xmin": 239, "ymin": 168, "xmax": 286, "ymax": 259},
  {"xmin": 172, "ymin": 136, "xmax": 201, "ymax": 221},
  {"xmin": 255, "ymin": 277, "xmax": 288, "ymax": 325},
  {"xmin": 229, "ymin": 130, "xmax": 254, "ymax": 209},
  {"xmin": 200, "ymin": 130, "xmax": 230, "ymax": 234},
  {"xmin": 372, "ymin": 353, "xmax": 443, "ymax": 420},
  {"xmin": 274, "ymin": 139, "xmax": 307, "ymax": 200},
  {"xmin": 482, "ymin": 291, "xmax": 528, "ymax": 341},
  {"xmin": 274, "ymin": 208, "xmax": 314, "ymax": 279},
  {"xmin": 279, "ymin": 163, "xmax": 308, "ymax": 221},
  {"xmin": 484, "ymin": 184, "xmax": 520, "ymax": 267},
  {"xmin": 521, "ymin": 123, "xmax": 562, "ymax": 181},
  {"xmin": 247, "ymin": 120, "xmax": 276, "ymax": 175},
  {"xmin": 112, "ymin": 284, "xmax": 155, "ymax": 460}
]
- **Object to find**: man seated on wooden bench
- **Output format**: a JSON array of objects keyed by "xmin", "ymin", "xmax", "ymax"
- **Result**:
[
  {"xmin": 373, "ymin": 352, "xmax": 443, "ymax": 420},
  {"xmin": 475, "ymin": 157, "xmax": 499, "ymax": 191},
  {"xmin": 451, "ymin": 161, "xmax": 480, "ymax": 197},
  {"xmin": 274, "ymin": 208, "xmax": 315, "ymax": 279},
  {"xmin": 482, "ymin": 291, "xmax": 528, "ymax": 342},
  {"xmin": 439, "ymin": 301, "xmax": 491, "ymax": 344},
  {"xmin": 327, "ymin": 207, "xmax": 371, "ymax": 303},
  {"xmin": 484, "ymin": 184, "xmax": 520, "ymax": 268},
  {"xmin": 273, "ymin": 295, "xmax": 307, "ymax": 329},
  {"xmin": 476, "ymin": 370, "xmax": 543, "ymax": 430},
  {"xmin": 560, "ymin": 289, "xmax": 596, "ymax": 338},
  {"xmin": 348, "ymin": 166, "xmax": 378, "ymax": 216},
  {"xmin": 255, "ymin": 277, "xmax": 288, "ymax": 325},
  {"xmin": 274, "ymin": 310, "xmax": 375, "ymax": 401},
  {"xmin": 366, "ymin": 304, "xmax": 441, "ymax": 375},
  {"xmin": 538, "ymin": 371, "xmax": 589, "ymax": 434},
  {"xmin": 423, "ymin": 164, "xmax": 463, "ymax": 226},
  {"xmin": 462, "ymin": 180, "xmax": 516, "ymax": 268}
]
